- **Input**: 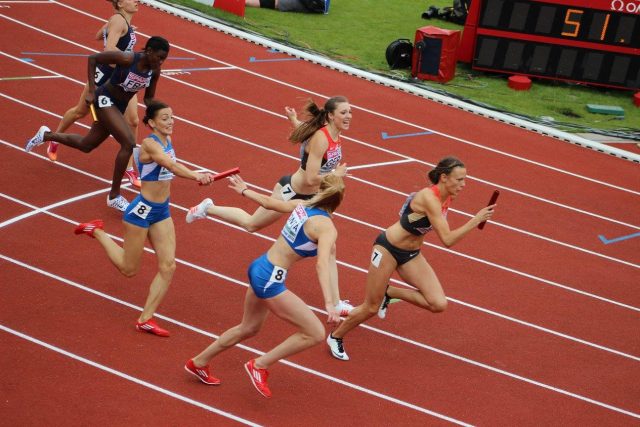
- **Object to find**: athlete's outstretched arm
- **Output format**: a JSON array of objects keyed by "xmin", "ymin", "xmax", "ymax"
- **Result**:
[{"xmin": 227, "ymin": 174, "xmax": 298, "ymax": 213}]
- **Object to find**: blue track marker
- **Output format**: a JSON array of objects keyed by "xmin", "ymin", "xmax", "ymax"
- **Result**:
[
  {"xmin": 381, "ymin": 131, "xmax": 433, "ymax": 140},
  {"xmin": 249, "ymin": 56, "xmax": 300, "ymax": 63},
  {"xmin": 598, "ymin": 232, "xmax": 640, "ymax": 245}
]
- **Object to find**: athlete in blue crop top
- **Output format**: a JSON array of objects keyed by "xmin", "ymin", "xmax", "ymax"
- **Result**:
[
  {"xmin": 47, "ymin": 0, "xmax": 141, "ymax": 195},
  {"xmin": 185, "ymin": 174, "xmax": 346, "ymax": 398},
  {"xmin": 326, "ymin": 157, "xmax": 497, "ymax": 361},
  {"xmin": 26, "ymin": 35, "xmax": 169, "ymax": 213},
  {"xmin": 73, "ymin": 101, "xmax": 213, "ymax": 338}
]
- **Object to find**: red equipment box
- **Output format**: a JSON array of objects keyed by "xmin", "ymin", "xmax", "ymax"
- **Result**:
[{"xmin": 411, "ymin": 26, "xmax": 461, "ymax": 83}]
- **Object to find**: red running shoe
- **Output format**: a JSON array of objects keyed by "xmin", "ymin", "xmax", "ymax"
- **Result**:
[
  {"xmin": 244, "ymin": 359, "xmax": 271, "ymax": 398},
  {"xmin": 184, "ymin": 359, "xmax": 221, "ymax": 385},
  {"xmin": 74, "ymin": 219, "xmax": 104, "ymax": 238},
  {"xmin": 47, "ymin": 142, "xmax": 59, "ymax": 162},
  {"xmin": 135, "ymin": 318, "xmax": 170, "ymax": 337},
  {"xmin": 124, "ymin": 168, "xmax": 141, "ymax": 188}
]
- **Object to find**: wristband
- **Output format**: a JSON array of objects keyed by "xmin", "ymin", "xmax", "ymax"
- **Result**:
[{"xmin": 241, "ymin": 188, "xmax": 248, "ymax": 197}]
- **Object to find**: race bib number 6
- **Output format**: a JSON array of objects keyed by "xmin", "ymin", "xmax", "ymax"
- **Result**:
[{"xmin": 98, "ymin": 95, "xmax": 114, "ymax": 108}]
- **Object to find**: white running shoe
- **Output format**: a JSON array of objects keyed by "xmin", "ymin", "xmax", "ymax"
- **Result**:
[
  {"xmin": 107, "ymin": 195, "xmax": 129, "ymax": 212},
  {"xmin": 335, "ymin": 300, "xmax": 354, "ymax": 317},
  {"xmin": 377, "ymin": 293, "xmax": 391, "ymax": 319},
  {"xmin": 25, "ymin": 126, "xmax": 50, "ymax": 153},
  {"xmin": 186, "ymin": 198, "xmax": 213, "ymax": 223},
  {"xmin": 326, "ymin": 334, "xmax": 349, "ymax": 361}
]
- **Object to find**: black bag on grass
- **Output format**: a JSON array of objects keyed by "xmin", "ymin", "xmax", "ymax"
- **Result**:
[{"xmin": 385, "ymin": 39, "xmax": 413, "ymax": 69}]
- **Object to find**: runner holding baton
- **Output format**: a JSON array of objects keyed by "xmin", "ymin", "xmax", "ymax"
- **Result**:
[{"xmin": 478, "ymin": 190, "xmax": 499, "ymax": 230}]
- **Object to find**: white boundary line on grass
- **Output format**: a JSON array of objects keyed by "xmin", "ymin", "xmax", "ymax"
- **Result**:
[{"xmin": 139, "ymin": 0, "xmax": 640, "ymax": 164}]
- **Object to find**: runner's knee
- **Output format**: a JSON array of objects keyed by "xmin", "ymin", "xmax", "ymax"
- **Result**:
[
  {"xmin": 158, "ymin": 259, "xmax": 176, "ymax": 278},
  {"xmin": 429, "ymin": 297, "xmax": 448, "ymax": 313}
]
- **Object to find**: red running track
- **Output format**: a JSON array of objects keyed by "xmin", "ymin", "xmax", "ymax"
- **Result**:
[{"xmin": 1, "ymin": 1, "xmax": 639, "ymax": 425}]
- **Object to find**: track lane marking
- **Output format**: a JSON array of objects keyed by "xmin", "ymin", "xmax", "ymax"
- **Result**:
[
  {"xmin": 0, "ymin": 325, "xmax": 262, "ymax": 427},
  {"xmin": 2, "ymin": 253, "xmax": 638, "ymax": 420},
  {"xmin": 0, "ymin": 259, "xmax": 473, "ymax": 426}
]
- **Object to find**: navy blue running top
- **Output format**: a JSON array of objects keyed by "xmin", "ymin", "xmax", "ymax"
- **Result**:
[
  {"xmin": 95, "ymin": 14, "xmax": 136, "ymax": 85},
  {"xmin": 108, "ymin": 52, "xmax": 152, "ymax": 93}
]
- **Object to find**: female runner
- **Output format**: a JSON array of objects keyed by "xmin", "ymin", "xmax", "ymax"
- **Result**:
[
  {"xmin": 48, "ymin": 0, "xmax": 143, "ymax": 192},
  {"xmin": 186, "ymin": 96, "xmax": 354, "ymax": 315},
  {"xmin": 73, "ymin": 100, "xmax": 213, "ymax": 336},
  {"xmin": 185, "ymin": 96, "xmax": 351, "ymax": 228},
  {"xmin": 326, "ymin": 156, "xmax": 497, "ymax": 361},
  {"xmin": 26, "ymin": 36, "xmax": 169, "ymax": 212},
  {"xmin": 185, "ymin": 173, "xmax": 344, "ymax": 398}
]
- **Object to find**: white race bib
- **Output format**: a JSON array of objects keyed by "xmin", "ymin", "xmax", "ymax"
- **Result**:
[
  {"xmin": 268, "ymin": 266, "xmax": 287, "ymax": 283},
  {"xmin": 94, "ymin": 67, "xmax": 105, "ymax": 84},
  {"xmin": 131, "ymin": 200, "xmax": 152, "ymax": 219}
]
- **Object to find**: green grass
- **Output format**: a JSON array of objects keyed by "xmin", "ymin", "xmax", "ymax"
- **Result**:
[{"xmin": 161, "ymin": 0, "xmax": 639, "ymax": 136}]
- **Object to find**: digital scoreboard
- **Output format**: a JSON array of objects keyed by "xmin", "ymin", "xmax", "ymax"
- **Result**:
[{"xmin": 457, "ymin": 0, "xmax": 640, "ymax": 89}]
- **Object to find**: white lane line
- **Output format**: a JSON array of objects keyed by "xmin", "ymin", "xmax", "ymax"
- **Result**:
[
  {"xmin": 3, "ymin": 189, "xmax": 639, "ymax": 362},
  {"xmin": 2, "ymin": 253, "xmax": 638, "ymax": 421},
  {"xmin": 0, "ymin": 325, "xmax": 262, "ymax": 427},
  {"xmin": 3, "ymin": 90, "xmax": 639, "ymax": 272},
  {"xmin": 0, "ymin": 257, "xmax": 473, "ymax": 426},
  {"xmin": 348, "ymin": 159, "xmax": 414, "ymax": 170},
  {"xmin": 1, "ymin": 11, "xmax": 639, "ymax": 224}
]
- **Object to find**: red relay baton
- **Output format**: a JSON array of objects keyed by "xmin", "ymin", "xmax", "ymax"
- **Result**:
[
  {"xmin": 198, "ymin": 167, "xmax": 240, "ymax": 185},
  {"xmin": 478, "ymin": 190, "xmax": 499, "ymax": 230},
  {"xmin": 213, "ymin": 167, "xmax": 240, "ymax": 181}
]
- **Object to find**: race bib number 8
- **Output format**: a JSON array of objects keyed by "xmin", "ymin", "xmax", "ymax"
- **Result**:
[
  {"xmin": 131, "ymin": 200, "xmax": 152, "ymax": 219},
  {"xmin": 269, "ymin": 266, "xmax": 287, "ymax": 283}
]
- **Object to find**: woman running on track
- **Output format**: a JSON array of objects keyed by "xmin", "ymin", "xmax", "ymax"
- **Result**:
[
  {"xmin": 73, "ymin": 100, "xmax": 213, "ymax": 336},
  {"xmin": 48, "ymin": 0, "xmax": 143, "ymax": 192},
  {"xmin": 26, "ymin": 36, "xmax": 169, "ymax": 212},
  {"xmin": 186, "ymin": 96, "xmax": 354, "ymax": 316},
  {"xmin": 326, "ymin": 156, "xmax": 497, "ymax": 361},
  {"xmin": 185, "ymin": 173, "xmax": 344, "ymax": 398},
  {"xmin": 185, "ymin": 96, "xmax": 350, "ymax": 229}
]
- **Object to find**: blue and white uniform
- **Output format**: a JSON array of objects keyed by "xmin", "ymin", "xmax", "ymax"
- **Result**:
[
  {"xmin": 95, "ymin": 52, "xmax": 152, "ymax": 114},
  {"xmin": 136, "ymin": 134, "xmax": 175, "ymax": 182},
  {"xmin": 248, "ymin": 204, "xmax": 330, "ymax": 299},
  {"xmin": 123, "ymin": 134, "xmax": 174, "ymax": 228},
  {"xmin": 94, "ymin": 14, "xmax": 136, "ymax": 86}
]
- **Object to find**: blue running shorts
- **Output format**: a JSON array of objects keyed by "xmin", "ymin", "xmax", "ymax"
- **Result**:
[
  {"xmin": 123, "ymin": 194, "xmax": 171, "ymax": 228},
  {"xmin": 248, "ymin": 253, "xmax": 288, "ymax": 299}
]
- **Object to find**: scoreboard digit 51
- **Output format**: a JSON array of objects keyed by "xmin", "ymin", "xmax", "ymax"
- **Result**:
[{"xmin": 458, "ymin": 0, "xmax": 640, "ymax": 89}]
